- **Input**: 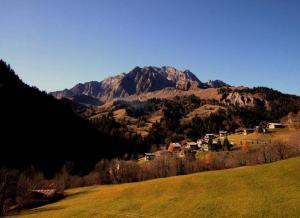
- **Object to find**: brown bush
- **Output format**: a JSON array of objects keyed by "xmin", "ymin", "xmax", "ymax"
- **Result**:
[
  {"xmin": 289, "ymin": 130, "xmax": 300, "ymax": 156},
  {"xmin": 16, "ymin": 169, "xmax": 45, "ymax": 208},
  {"xmin": 109, "ymin": 160, "xmax": 141, "ymax": 184},
  {"xmin": 94, "ymin": 159, "xmax": 111, "ymax": 184},
  {"xmin": 66, "ymin": 175, "xmax": 84, "ymax": 188},
  {"xmin": 83, "ymin": 172, "xmax": 100, "ymax": 186}
]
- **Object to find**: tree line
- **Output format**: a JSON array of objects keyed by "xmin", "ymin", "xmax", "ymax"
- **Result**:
[{"xmin": 1, "ymin": 130, "xmax": 299, "ymax": 215}]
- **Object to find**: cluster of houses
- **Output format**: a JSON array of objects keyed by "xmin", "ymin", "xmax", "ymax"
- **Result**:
[
  {"xmin": 142, "ymin": 122, "xmax": 286, "ymax": 162},
  {"xmin": 143, "ymin": 131, "xmax": 231, "ymax": 161}
]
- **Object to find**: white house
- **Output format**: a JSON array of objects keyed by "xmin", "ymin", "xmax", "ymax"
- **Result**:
[
  {"xmin": 144, "ymin": 153, "xmax": 155, "ymax": 161},
  {"xmin": 219, "ymin": 130, "xmax": 228, "ymax": 138},
  {"xmin": 268, "ymin": 123, "xmax": 285, "ymax": 129}
]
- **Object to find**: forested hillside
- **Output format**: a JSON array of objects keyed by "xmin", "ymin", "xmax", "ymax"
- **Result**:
[{"xmin": 0, "ymin": 60, "xmax": 145, "ymax": 176}]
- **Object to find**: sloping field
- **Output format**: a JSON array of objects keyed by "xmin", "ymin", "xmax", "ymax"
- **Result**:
[
  {"xmin": 181, "ymin": 104, "xmax": 226, "ymax": 124},
  {"xmin": 14, "ymin": 157, "xmax": 300, "ymax": 218},
  {"xmin": 228, "ymin": 128, "xmax": 296, "ymax": 148}
]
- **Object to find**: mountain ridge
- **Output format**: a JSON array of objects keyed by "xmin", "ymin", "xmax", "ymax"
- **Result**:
[{"xmin": 51, "ymin": 66, "xmax": 229, "ymax": 104}]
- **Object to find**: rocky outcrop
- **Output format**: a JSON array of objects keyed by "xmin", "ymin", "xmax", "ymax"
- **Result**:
[{"xmin": 221, "ymin": 91, "xmax": 266, "ymax": 107}]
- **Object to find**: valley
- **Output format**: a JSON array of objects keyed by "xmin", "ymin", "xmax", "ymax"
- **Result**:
[
  {"xmin": 2, "ymin": 1, "xmax": 300, "ymax": 217},
  {"xmin": 1, "ymin": 61, "xmax": 300, "ymax": 217}
]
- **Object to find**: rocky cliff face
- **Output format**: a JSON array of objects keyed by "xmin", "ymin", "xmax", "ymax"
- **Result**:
[
  {"xmin": 51, "ymin": 66, "xmax": 228, "ymax": 103},
  {"xmin": 220, "ymin": 91, "xmax": 267, "ymax": 108}
]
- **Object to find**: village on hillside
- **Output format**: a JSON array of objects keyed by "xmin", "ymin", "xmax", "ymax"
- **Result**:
[{"xmin": 140, "ymin": 122, "xmax": 289, "ymax": 162}]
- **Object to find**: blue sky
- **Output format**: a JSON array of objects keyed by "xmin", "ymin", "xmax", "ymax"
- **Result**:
[{"xmin": 1, "ymin": 0, "xmax": 300, "ymax": 95}]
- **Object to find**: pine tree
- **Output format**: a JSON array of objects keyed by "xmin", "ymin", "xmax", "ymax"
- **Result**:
[
  {"xmin": 208, "ymin": 138, "xmax": 214, "ymax": 151},
  {"xmin": 217, "ymin": 139, "xmax": 222, "ymax": 151},
  {"xmin": 223, "ymin": 137, "xmax": 232, "ymax": 151}
]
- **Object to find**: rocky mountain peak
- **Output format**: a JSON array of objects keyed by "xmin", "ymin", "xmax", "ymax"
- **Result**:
[
  {"xmin": 51, "ymin": 66, "xmax": 228, "ymax": 104},
  {"xmin": 205, "ymin": 80, "xmax": 229, "ymax": 88}
]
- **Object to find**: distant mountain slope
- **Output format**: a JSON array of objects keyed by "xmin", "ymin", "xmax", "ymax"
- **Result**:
[
  {"xmin": 0, "ymin": 60, "xmax": 138, "ymax": 175},
  {"xmin": 51, "ymin": 66, "xmax": 229, "ymax": 103}
]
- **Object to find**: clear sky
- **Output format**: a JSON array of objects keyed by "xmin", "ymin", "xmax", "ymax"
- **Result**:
[{"xmin": 1, "ymin": 0, "xmax": 300, "ymax": 95}]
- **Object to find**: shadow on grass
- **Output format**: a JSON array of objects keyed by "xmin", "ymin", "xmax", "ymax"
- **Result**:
[
  {"xmin": 15, "ymin": 205, "xmax": 67, "ymax": 216},
  {"xmin": 13, "ymin": 188, "xmax": 98, "ymax": 216},
  {"xmin": 65, "ymin": 187, "xmax": 98, "ymax": 199}
]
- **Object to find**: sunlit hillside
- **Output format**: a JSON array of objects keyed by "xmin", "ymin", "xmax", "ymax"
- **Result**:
[{"xmin": 14, "ymin": 157, "xmax": 300, "ymax": 218}]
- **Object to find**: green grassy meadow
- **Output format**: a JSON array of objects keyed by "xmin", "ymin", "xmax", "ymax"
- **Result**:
[{"xmin": 12, "ymin": 156, "xmax": 300, "ymax": 218}]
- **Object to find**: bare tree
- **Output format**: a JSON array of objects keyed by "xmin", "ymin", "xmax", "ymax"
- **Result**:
[
  {"xmin": 289, "ymin": 130, "xmax": 300, "ymax": 156},
  {"xmin": 273, "ymin": 141, "xmax": 289, "ymax": 160},
  {"xmin": 94, "ymin": 159, "xmax": 111, "ymax": 184}
]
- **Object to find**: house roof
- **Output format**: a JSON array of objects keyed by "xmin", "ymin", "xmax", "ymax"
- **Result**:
[
  {"xmin": 145, "ymin": 153, "xmax": 155, "ymax": 156},
  {"xmin": 32, "ymin": 189, "xmax": 56, "ymax": 198},
  {"xmin": 186, "ymin": 142, "xmax": 197, "ymax": 145},
  {"xmin": 219, "ymin": 131, "xmax": 228, "ymax": 133}
]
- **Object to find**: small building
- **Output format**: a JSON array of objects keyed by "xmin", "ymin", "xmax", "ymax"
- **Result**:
[
  {"xmin": 144, "ymin": 153, "xmax": 155, "ymax": 161},
  {"xmin": 201, "ymin": 143, "xmax": 209, "ymax": 152},
  {"xmin": 31, "ymin": 189, "xmax": 57, "ymax": 200},
  {"xmin": 185, "ymin": 142, "xmax": 199, "ymax": 151},
  {"xmin": 168, "ymin": 142, "xmax": 182, "ymax": 153},
  {"xmin": 255, "ymin": 126, "xmax": 267, "ymax": 133},
  {"xmin": 197, "ymin": 139, "xmax": 203, "ymax": 148},
  {"xmin": 196, "ymin": 139, "xmax": 209, "ymax": 152},
  {"xmin": 268, "ymin": 123, "xmax": 285, "ymax": 129},
  {"xmin": 219, "ymin": 131, "xmax": 228, "ymax": 138},
  {"xmin": 203, "ymin": 134, "xmax": 217, "ymax": 143}
]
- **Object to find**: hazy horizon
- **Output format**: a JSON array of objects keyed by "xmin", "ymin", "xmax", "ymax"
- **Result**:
[{"xmin": 1, "ymin": 0, "xmax": 300, "ymax": 95}]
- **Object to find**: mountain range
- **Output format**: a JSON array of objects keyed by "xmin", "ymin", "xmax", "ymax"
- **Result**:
[
  {"xmin": 51, "ymin": 66, "xmax": 229, "ymax": 104},
  {"xmin": 2, "ymin": 60, "xmax": 300, "ymax": 175}
]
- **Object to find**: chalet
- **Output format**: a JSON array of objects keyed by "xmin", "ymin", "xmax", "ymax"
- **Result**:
[
  {"xmin": 139, "ymin": 150, "xmax": 170, "ymax": 162},
  {"xmin": 204, "ymin": 134, "xmax": 217, "ymax": 143},
  {"xmin": 168, "ymin": 142, "xmax": 182, "ymax": 153},
  {"xmin": 144, "ymin": 153, "xmax": 155, "ymax": 161},
  {"xmin": 196, "ymin": 139, "xmax": 209, "ymax": 152},
  {"xmin": 268, "ymin": 123, "xmax": 285, "ymax": 129},
  {"xmin": 196, "ymin": 139, "xmax": 202, "ymax": 148},
  {"xmin": 185, "ymin": 142, "xmax": 199, "ymax": 151},
  {"xmin": 255, "ymin": 126, "xmax": 267, "ymax": 133},
  {"xmin": 32, "ymin": 189, "xmax": 57, "ymax": 199},
  {"xmin": 205, "ymin": 134, "xmax": 216, "ymax": 139},
  {"xmin": 201, "ymin": 143, "xmax": 209, "ymax": 152},
  {"xmin": 219, "ymin": 131, "xmax": 228, "ymax": 138}
]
